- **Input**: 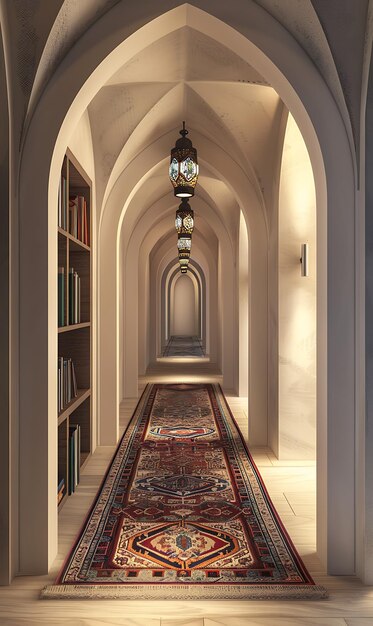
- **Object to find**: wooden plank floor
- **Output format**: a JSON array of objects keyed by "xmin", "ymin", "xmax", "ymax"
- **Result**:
[{"xmin": 1, "ymin": 375, "xmax": 373, "ymax": 625}]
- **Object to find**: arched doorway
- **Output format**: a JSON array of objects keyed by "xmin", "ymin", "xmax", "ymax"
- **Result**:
[
  {"xmin": 18, "ymin": 2, "xmax": 356, "ymax": 578},
  {"xmin": 171, "ymin": 274, "xmax": 198, "ymax": 336}
]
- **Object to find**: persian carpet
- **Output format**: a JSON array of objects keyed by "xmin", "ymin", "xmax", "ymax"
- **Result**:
[
  {"xmin": 42, "ymin": 383, "xmax": 327, "ymax": 599},
  {"xmin": 162, "ymin": 335, "xmax": 204, "ymax": 357}
]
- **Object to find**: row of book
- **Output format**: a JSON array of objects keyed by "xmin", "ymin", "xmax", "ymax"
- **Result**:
[
  {"xmin": 58, "ymin": 176, "xmax": 90, "ymax": 247},
  {"xmin": 58, "ymin": 267, "xmax": 81, "ymax": 327},
  {"xmin": 69, "ymin": 195, "xmax": 89, "ymax": 246},
  {"xmin": 69, "ymin": 424, "xmax": 81, "ymax": 494},
  {"xmin": 58, "ymin": 356, "xmax": 78, "ymax": 413},
  {"xmin": 57, "ymin": 423, "xmax": 81, "ymax": 504}
]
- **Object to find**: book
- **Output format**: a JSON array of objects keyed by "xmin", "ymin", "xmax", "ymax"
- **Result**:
[
  {"xmin": 69, "ymin": 268, "xmax": 74, "ymax": 324},
  {"xmin": 68, "ymin": 424, "xmax": 81, "ymax": 494},
  {"xmin": 58, "ymin": 267, "xmax": 65, "ymax": 327},
  {"xmin": 69, "ymin": 268, "xmax": 81, "ymax": 325},
  {"xmin": 58, "ymin": 357, "xmax": 78, "ymax": 413},
  {"xmin": 69, "ymin": 428, "xmax": 74, "ymax": 494},
  {"xmin": 69, "ymin": 195, "xmax": 89, "ymax": 245},
  {"xmin": 74, "ymin": 271, "xmax": 78, "ymax": 324}
]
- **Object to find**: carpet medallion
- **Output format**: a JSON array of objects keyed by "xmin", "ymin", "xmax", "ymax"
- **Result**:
[{"xmin": 42, "ymin": 384, "xmax": 327, "ymax": 599}]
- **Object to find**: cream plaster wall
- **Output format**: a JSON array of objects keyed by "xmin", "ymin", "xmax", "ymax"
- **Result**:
[
  {"xmin": 68, "ymin": 111, "xmax": 95, "ymax": 181},
  {"xmin": 278, "ymin": 113, "xmax": 316, "ymax": 460}
]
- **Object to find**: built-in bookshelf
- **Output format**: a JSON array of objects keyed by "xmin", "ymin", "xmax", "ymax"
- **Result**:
[{"xmin": 57, "ymin": 149, "xmax": 92, "ymax": 509}]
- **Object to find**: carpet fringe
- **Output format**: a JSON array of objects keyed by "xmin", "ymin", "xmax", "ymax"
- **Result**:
[{"xmin": 41, "ymin": 583, "xmax": 328, "ymax": 600}]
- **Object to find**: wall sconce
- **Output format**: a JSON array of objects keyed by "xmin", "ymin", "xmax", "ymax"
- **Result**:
[{"xmin": 300, "ymin": 243, "xmax": 309, "ymax": 277}]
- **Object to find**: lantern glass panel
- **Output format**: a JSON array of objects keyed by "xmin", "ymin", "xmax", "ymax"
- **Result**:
[
  {"xmin": 169, "ymin": 158, "xmax": 179, "ymax": 181},
  {"xmin": 181, "ymin": 156, "xmax": 197, "ymax": 181},
  {"xmin": 177, "ymin": 237, "xmax": 192, "ymax": 251},
  {"xmin": 183, "ymin": 214, "xmax": 194, "ymax": 231},
  {"xmin": 175, "ymin": 215, "xmax": 182, "ymax": 231}
]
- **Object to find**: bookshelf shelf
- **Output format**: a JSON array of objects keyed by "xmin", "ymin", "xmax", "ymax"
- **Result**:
[
  {"xmin": 57, "ymin": 150, "xmax": 92, "ymax": 508},
  {"xmin": 58, "ymin": 322, "xmax": 91, "ymax": 334},
  {"xmin": 58, "ymin": 388, "xmax": 91, "ymax": 426},
  {"xmin": 58, "ymin": 227, "xmax": 91, "ymax": 252}
]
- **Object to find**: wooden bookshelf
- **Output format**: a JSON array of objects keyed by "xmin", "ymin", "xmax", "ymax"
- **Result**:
[{"xmin": 57, "ymin": 149, "xmax": 92, "ymax": 509}]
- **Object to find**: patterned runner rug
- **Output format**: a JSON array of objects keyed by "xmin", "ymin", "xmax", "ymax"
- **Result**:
[
  {"xmin": 162, "ymin": 335, "xmax": 204, "ymax": 357},
  {"xmin": 42, "ymin": 384, "xmax": 327, "ymax": 600}
]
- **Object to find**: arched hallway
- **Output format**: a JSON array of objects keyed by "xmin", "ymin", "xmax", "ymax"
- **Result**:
[{"xmin": 2, "ymin": 0, "xmax": 373, "ymax": 620}]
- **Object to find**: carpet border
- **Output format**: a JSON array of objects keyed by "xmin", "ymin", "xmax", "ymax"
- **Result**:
[
  {"xmin": 54, "ymin": 384, "xmax": 151, "ymax": 585},
  {"xmin": 212, "ymin": 383, "xmax": 316, "ymax": 587},
  {"xmin": 47, "ymin": 382, "xmax": 327, "ymax": 601},
  {"xmin": 41, "ymin": 583, "xmax": 328, "ymax": 600}
]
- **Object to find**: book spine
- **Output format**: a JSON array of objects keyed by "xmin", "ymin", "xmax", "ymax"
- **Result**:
[
  {"xmin": 59, "ymin": 357, "xmax": 63, "ymax": 412},
  {"xmin": 84, "ymin": 200, "xmax": 88, "ymax": 246},
  {"xmin": 58, "ymin": 267, "xmax": 65, "ymax": 327},
  {"xmin": 74, "ymin": 272, "xmax": 78, "ymax": 324},
  {"xmin": 71, "ymin": 360, "xmax": 77, "ymax": 397},
  {"xmin": 74, "ymin": 427, "xmax": 78, "ymax": 488},
  {"xmin": 69, "ymin": 268, "xmax": 74, "ymax": 324},
  {"xmin": 78, "ymin": 276, "xmax": 81, "ymax": 324},
  {"xmin": 68, "ymin": 358, "xmax": 71, "ymax": 404},
  {"xmin": 78, "ymin": 197, "xmax": 82, "ymax": 241},
  {"xmin": 57, "ymin": 358, "xmax": 61, "ymax": 413},
  {"xmin": 69, "ymin": 431, "xmax": 73, "ymax": 494},
  {"xmin": 77, "ymin": 424, "xmax": 81, "ymax": 483},
  {"xmin": 63, "ymin": 359, "xmax": 67, "ymax": 407}
]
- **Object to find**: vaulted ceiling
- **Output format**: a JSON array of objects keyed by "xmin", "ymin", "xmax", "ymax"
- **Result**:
[{"xmin": 2, "ymin": 0, "xmax": 368, "ymax": 267}]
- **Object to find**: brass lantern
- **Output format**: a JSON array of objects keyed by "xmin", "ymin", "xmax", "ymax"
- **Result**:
[
  {"xmin": 169, "ymin": 122, "xmax": 199, "ymax": 198},
  {"xmin": 175, "ymin": 198, "xmax": 194, "ymax": 235}
]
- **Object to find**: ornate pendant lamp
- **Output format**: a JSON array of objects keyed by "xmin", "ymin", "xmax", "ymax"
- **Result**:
[
  {"xmin": 169, "ymin": 122, "xmax": 199, "ymax": 198},
  {"xmin": 175, "ymin": 198, "xmax": 194, "ymax": 235}
]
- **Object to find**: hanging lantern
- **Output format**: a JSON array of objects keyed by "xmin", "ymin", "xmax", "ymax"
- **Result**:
[
  {"xmin": 175, "ymin": 198, "xmax": 194, "ymax": 235},
  {"xmin": 169, "ymin": 122, "xmax": 199, "ymax": 198}
]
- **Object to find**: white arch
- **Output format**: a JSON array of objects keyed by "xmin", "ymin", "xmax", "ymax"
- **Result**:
[
  {"xmin": 164, "ymin": 262, "xmax": 204, "ymax": 352},
  {"xmin": 18, "ymin": 1, "xmax": 356, "ymax": 577}
]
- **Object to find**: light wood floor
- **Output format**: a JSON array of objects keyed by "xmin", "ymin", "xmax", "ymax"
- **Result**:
[{"xmin": 1, "ymin": 371, "xmax": 373, "ymax": 625}]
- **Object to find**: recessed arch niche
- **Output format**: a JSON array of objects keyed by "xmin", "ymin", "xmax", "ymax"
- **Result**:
[{"xmin": 163, "ymin": 261, "xmax": 205, "ymax": 354}]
